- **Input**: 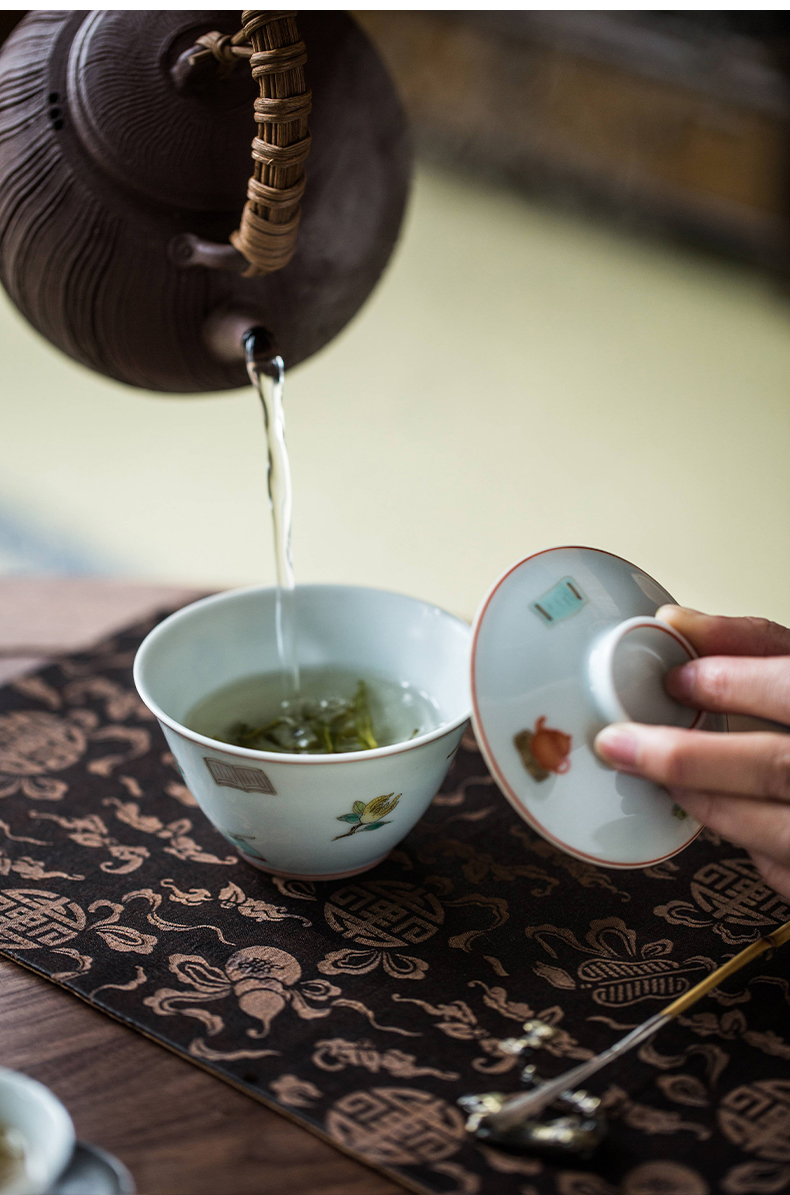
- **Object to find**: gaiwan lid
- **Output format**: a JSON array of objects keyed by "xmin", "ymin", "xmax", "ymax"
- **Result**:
[{"xmin": 471, "ymin": 547, "xmax": 725, "ymax": 870}]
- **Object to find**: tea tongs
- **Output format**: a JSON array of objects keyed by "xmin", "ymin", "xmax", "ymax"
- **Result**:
[{"xmin": 461, "ymin": 918, "xmax": 790, "ymax": 1150}]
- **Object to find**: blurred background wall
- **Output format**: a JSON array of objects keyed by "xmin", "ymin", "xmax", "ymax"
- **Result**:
[
  {"xmin": 0, "ymin": 10, "xmax": 788, "ymax": 623},
  {"xmin": 357, "ymin": 11, "xmax": 790, "ymax": 269}
]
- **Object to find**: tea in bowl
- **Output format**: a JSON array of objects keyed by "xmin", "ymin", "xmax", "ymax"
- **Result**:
[{"xmin": 134, "ymin": 585, "xmax": 471, "ymax": 879}]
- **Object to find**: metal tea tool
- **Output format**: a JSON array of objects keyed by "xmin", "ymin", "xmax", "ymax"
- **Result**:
[{"xmin": 460, "ymin": 919, "xmax": 790, "ymax": 1158}]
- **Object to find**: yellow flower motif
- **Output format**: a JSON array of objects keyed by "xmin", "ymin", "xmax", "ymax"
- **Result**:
[
  {"xmin": 333, "ymin": 793, "xmax": 402, "ymax": 840},
  {"xmin": 360, "ymin": 793, "xmax": 400, "ymax": 824}
]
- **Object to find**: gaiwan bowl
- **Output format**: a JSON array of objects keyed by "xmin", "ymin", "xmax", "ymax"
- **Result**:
[{"xmin": 134, "ymin": 585, "xmax": 471, "ymax": 880}]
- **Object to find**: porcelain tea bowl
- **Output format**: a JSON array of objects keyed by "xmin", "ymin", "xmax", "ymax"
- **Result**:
[
  {"xmin": 134, "ymin": 585, "xmax": 471, "ymax": 880},
  {"xmin": 0, "ymin": 1069, "xmax": 75, "ymax": 1195}
]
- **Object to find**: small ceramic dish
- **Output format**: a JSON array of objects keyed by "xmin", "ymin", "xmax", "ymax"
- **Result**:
[
  {"xmin": 50, "ymin": 1143, "xmax": 134, "ymax": 1195},
  {"xmin": 471, "ymin": 546, "xmax": 726, "ymax": 869},
  {"xmin": 0, "ymin": 1070, "xmax": 133, "ymax": 1195},
  {"xmin": 0, "ymin": 1069, "xmax": 74, "ymax": 1195}
]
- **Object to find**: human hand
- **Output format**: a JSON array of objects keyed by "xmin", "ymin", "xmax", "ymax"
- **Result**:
[{"xmin": 594, "ymin": 607, "xmax": 790, "ymax": 898}]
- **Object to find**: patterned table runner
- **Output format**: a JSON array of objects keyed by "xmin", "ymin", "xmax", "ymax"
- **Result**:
[{"xmin": 0, "ymin": 612, "xmax": 788, "ymax": 1195}]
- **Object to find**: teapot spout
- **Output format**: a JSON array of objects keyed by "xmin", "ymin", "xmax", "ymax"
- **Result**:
[
  {"xmin": 243, "ymin": 327, "xmax": 280, "ymax": 376},
  {"xmin": 203, "ymin": 309, "xmax": 273, "ymax": 364}
]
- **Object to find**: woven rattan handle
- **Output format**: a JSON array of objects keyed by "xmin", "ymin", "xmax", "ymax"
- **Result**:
[
  {"xmin": 230, "ymin": 10, "xmax": 311, "ymax": 276},
  {"xmin": 177, "ymin": 11, "xmax": 311, "ymax": 277}
]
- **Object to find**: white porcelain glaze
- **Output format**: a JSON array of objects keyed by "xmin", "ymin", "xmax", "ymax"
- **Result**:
[
  {"xmin": 134, "ymin": 585, "xmax": 471, "ymax": 879},
  {"xmin": 0, "ymin": 1069, "xmax": 75, "ymax": 1195},
  {"xmin": 587, "ymin": 616, "xmax": 702, "ymax": 729},
  {"xmin": 471, "ymin": 546, "xmax": 726, "ymax": 870}
]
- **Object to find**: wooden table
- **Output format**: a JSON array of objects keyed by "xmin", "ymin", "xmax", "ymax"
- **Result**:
[{"xmin": 0, "ymin": 578, "xmax": 402, "ymax": 1195}]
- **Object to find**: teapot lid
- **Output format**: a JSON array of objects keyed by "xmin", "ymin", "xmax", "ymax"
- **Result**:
[{"xmin": 470, "ymin": 546, "xmax": 725, "ymax": 869}]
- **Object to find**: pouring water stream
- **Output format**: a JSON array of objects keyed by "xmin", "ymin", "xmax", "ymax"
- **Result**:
[
  {"xmin": 244, "ymin": 327, "xmax": 300, "ymax": 696},
  {"xmin": 194, "ymin": 324, "xmax": 421, "ymax": 756}
]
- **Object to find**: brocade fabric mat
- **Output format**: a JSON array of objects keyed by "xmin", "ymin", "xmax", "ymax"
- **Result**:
[{"xmin": 1, "ymin": 612, "xmax": 789, "ymax": 1195}]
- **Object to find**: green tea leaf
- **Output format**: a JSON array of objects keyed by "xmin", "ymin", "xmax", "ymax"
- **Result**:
[
  {"xmin": 353, "ymin": 681, "xmax": 379, "ymax": 751},
  {"xmin": 223, "ymin": 678, "xmax": 381, "ymax": 756},
  {"xmin": 352, "ymin": 801, "xmax": 366, "ymax": 815},
  {"xmin": 337, "ymin": 813, "xmax": 361, "ymax": 824}
]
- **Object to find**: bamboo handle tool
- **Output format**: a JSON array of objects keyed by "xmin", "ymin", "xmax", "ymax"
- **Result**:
[{"xmin": 463, "ymin": 919, "xmax": 790, "ymax": 1147}]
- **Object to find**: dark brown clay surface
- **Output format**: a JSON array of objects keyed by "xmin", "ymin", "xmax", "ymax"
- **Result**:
[{"xmin": 0, "ymin": 11, "xmax": 410, "ymax": 392}]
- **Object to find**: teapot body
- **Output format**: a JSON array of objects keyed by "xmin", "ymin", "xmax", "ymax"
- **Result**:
[{"xmin": 0, "ymin": 11, "xmax": 410, "ymax": 392}]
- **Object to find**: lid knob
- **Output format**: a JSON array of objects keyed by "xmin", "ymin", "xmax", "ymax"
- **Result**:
[{"xmin": 587, "ymin": 617, "xmax": 703, "ymax": 729}]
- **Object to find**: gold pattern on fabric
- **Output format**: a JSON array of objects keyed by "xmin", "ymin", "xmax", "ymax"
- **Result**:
[
  {"xmin": 526, "ymin": 918, "xmax": 716, "ymax": 1008},
  {"xmin": 718, "ymin": 1080, "xmax": 790, "ymax": 1161},
  {"xmin": 0, "ymin": 611, "xmax": 788, "ymax": 1194},
  {"xmin": 326, "ymin": 1088, "xmax": 466, "ymax": 1165},
  {"xmin": 655, "ymin": 859, "xmax": 790, "ymax": 944}
]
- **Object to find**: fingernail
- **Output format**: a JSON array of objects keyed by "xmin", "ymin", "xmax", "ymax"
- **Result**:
[
  {"xmin": 595, "ymin": 724, "xmax": 640, "ymax": 769},
  {"xmin": 656, "ymin": 604, "xmax": 703, "ymax": 621}
]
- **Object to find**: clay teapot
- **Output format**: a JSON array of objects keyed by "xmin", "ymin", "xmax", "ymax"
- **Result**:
[{"xmin": 0, "ymin": 11, "xmax": 410, "ymax": 392}]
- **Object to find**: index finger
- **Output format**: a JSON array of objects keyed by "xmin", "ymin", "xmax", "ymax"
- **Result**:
[
  {"xmin": 594, "ymin": 723, "xmax": 790, "ymax": 801},
  {"xmin": 666, "ymin": 655, "xmax": 790, "ymax": 726},
  {"xmin": 657, "ymin": 607, "xmax": 790, "ymax": 658}
]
